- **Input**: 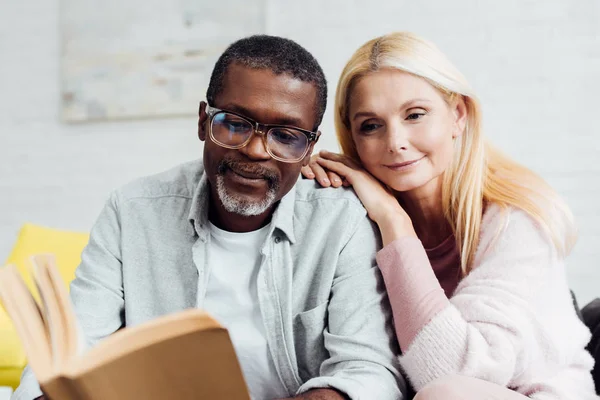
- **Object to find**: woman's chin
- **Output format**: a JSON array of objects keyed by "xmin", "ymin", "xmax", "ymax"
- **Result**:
[
  {"xmin": 379, "ymin": 174, "xmax": 426, "ymax": 193},
  {"xmin": 389, "ymin": 182, "xmax": 422, "ymax": 193},
  {"xmin": 387, "ymin": 174, "xmax": 444, "ymax": 197}
]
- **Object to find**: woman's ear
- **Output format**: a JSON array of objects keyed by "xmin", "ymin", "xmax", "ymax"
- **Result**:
[
  {"xmin": 452, "ymin": 96, "xmax": 468, "ymax": 138},
  {"xmin": 198, "ymin": 101, "xmax": 208, "ymax": 141}
]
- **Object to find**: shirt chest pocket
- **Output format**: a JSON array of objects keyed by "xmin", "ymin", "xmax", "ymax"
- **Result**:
[{"xmin": 292, "ymin": 301, "xmax": 329, "ymax": 382}]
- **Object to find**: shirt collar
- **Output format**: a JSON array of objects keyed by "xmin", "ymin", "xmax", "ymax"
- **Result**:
[
  {"xmin": 188, "ymin": 172, "xmax": 210, "ymax": 241},
  {"xmin": 270, "ymin": 182, "xmax": 296, "ymax": 244}
]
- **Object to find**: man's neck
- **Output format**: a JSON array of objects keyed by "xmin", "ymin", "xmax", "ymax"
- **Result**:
[{"xmin": 208, "ymin": 191, "xmax": 274, "ymax": 233}]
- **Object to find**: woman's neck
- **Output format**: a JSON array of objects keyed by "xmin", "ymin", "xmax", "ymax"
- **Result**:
[{"xmin": 398, "ymin": 180, "xmax": 453, "ymax": 249}]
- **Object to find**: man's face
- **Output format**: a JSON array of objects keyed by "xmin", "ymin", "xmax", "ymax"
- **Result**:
[{"xmin": 198, "ymin": 63, "xmax": 319, "ymax": 218}]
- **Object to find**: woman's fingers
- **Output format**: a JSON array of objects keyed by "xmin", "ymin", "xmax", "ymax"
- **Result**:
[
  {"xmin": 302, "ymin": 150, "xmax": 358, "ymax": 188},
  {"xmin": 319, "ymin": 150, "xmax": 359, "ymax": 169},
  {"xmin": 327, "ymin": 171, "xmax": 343, "ymax": 187},
  {"xmin": 300, "ymin": 164, "xmax": 315, "ymax": 179},
  {"xmin": 315, "ymin": 157, "xmax": 355, "ymax": 183},
  {"xmin": 309, "ymin": 158, "xmax": 332, "ymax": 186},
  {"xmin": 301, "ymin": 159, "xmax": 343, "ymax": 188},
  {"xmin": 301, "ymin": 154, "xmax": 320, "ymax": 178}
]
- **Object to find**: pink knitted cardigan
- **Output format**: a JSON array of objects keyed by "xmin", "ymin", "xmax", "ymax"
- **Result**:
[{"xmin": 376, "ymin": 204, "xmax": 597, "ymax": 399}]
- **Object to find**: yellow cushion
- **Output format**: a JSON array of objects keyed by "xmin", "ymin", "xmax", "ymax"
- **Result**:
[{"xmin": 0, "ymin": 223, "xmax": 89, "ymax": 389}]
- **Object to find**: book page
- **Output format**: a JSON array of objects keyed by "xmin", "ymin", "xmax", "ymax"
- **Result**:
[
  {"xmin": 31, "ymin": 254, "xmax": 79, "ymax": 370},
  {"xmin": 0, "ymin": 265, "xmax": 54, "ymax": 381}
]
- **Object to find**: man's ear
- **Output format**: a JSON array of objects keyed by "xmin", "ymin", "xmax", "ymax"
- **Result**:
[{"xmin": 198, "ymin": 101, "xmax": 208, "ymax": 141}]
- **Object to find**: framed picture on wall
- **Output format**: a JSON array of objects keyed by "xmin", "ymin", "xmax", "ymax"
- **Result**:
[{"xmin": 60, "ymin": 0, "xmax": 266, "ymax": 122}]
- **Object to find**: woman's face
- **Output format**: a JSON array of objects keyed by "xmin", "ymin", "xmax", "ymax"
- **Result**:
[{"xmin": 348, "ymin": 69, "xmax": 466, "ymax": 194}]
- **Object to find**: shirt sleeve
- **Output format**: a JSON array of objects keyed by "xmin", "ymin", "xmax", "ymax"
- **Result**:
[
  {"xmin": 69, "ymin": 190, "xmax": 126, "ymax": 347},
  {"xmin": 10, "ymin": 366, "xmax": 43, "ymax": 400}
]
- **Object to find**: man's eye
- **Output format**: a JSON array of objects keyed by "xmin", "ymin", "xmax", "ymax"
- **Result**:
[
  {"xmin": 271, "ymin": 130, "xmax": 300, "ymax": 144},
  {"xmin": 225, "ymin": 121, "xmax": 249, "ymax": 131}
]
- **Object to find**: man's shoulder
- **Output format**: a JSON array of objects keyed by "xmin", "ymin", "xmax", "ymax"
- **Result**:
[
  {"xmin": 289, "ymin": 179, "xmax": 374, "ymax": 240},
  {"xmin": 293, "ymin": 178, "xmax": 366, "ymax": 212},
  {"xmin": 114, "ymin": 160, "xmax": 204, "ymax": 202}
]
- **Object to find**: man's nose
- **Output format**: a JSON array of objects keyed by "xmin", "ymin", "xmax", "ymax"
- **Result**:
[{"xmin": 239, "ymin": 130, "xmax": 271, "ymax": 160}]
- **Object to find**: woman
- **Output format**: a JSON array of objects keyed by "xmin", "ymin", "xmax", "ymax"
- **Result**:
[{"xmin": 302, "ymin": 32, "xmax": 597, "ymax": 399}]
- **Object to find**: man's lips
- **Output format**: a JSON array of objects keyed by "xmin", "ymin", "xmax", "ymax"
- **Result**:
[
  {"xmin": 217, "ymin": 158, "xmax": 279, "ymax": 190},
  {"xmin": 229, "ymin": 167, "xmax": 266, "ymax": 180}
]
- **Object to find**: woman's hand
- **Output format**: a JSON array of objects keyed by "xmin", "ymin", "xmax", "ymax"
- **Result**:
[
  {"xmin": 301, "ymin": 154, "xmax": 347, "ymax": 188},
  {"xmin": 313, "ymin": 151, "xmax": 417, "ymax": 244}
]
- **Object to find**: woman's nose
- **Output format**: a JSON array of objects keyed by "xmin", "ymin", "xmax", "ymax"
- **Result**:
[{"xmin": 386, "ymin": 123, "xmax": 409, "ymax": 153}]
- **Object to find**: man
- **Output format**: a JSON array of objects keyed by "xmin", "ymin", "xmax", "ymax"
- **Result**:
[{"xmin": 14, "ymin": 35, "xmax": 405, "ymax": 400}]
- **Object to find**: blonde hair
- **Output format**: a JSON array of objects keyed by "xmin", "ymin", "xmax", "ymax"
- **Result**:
[{"xmin": 335, "ymin": 32, "xmax": 576, "ymax": 274}]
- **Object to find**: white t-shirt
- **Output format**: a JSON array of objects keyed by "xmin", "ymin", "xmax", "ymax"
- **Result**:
[{"xmin": 203, "ymin": 222, "xmax": 289, "ymax": 400}]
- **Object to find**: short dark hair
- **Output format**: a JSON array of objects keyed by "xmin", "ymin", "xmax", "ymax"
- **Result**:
[{"xmin": 206, "ymin": 35, "xmax": 327, "ymax": 130}]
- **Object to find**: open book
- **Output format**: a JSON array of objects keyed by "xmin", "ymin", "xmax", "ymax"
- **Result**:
[{"xmin": 0, "ymin": 255, "xmax": 250, "ymax": 400}]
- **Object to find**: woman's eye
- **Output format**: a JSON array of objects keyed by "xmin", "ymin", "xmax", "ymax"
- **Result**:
[
  {"xmin": 360, "ymin": 123, "xmax": 381, "ymax": 133},
  {"xmin": 406, "ymin": 112, "xmax": 426, "ymax": 121}
]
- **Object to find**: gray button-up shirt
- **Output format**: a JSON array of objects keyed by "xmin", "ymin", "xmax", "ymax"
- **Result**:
[{"xmin": 14, "ymin": 160, "xmax": 406, "ymax": 400}]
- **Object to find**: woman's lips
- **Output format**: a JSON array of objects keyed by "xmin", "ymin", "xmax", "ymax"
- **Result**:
[{"xmin": 384, "ymin": 156, "xmax": 425, "ymax": 171}]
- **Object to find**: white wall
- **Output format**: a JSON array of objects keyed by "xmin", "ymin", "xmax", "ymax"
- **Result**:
[{"xmin": 1, "ymin": 0, "xmax": 599, "ymax": 303}]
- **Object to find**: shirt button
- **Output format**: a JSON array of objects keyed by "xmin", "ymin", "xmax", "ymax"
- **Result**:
[{"xmin": 274, "ymin": 236, "xmax": 281, "ymax": 243}]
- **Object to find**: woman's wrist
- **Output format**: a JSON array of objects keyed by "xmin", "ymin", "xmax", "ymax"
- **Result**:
[{"xmin": 376, "ymin": 212, "xmax": 417, "ymax": 246}]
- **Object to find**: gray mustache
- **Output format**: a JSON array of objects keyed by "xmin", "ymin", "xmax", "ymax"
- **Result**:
[{"xmin": 217, "ymin": 158, "xmax": 280, "ymax": 190}]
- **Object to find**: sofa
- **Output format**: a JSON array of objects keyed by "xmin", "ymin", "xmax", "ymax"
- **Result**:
[{"xmin": 0, "ymin": 224, "xmax": 88, "ymax": 389}]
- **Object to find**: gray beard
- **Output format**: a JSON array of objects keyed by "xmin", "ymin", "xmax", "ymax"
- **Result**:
[{"xmin": 216, "ymin": 174, "xmax": 277, "ymax": 216}]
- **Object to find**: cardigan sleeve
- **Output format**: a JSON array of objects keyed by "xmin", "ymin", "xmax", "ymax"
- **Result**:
[{"xmin": 376, "ymin": 237, "xmax": 449, "ymax": 351}]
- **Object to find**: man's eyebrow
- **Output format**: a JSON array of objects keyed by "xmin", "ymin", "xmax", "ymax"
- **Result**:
[{"xmin": 222, "ymin": 104, "xmax": 306, "ymax": 128}]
